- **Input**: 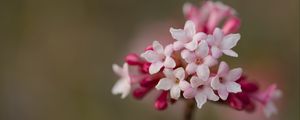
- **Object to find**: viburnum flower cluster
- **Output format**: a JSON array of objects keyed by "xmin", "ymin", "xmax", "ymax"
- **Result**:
[{"xmin": 111, "ymin": 1, "xmax": 281, "ymax": 118}]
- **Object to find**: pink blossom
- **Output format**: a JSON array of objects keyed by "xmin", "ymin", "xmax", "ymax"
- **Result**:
[
  {"xmin": 141, "ymin": 41, "xmax": 175, "ymax": 74},
  {"xmin": 211, "ymin": 61, "xmax": 243, "ymax": 100},
  {"xmin": 155, "ymin": 67, "xmax": 190, "ymax": 100}
]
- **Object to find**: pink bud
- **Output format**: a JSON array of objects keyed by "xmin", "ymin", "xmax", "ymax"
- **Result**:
[
  {"xmin": 140, "ymin": 62, "xmax": 151, "ymax": 73},
  {"xmin": 133, "ymin": 87, "xmax": 152, "ymax": 100},
  {"xmin": 222, "ymin": 16, "xmax": 241, "ymax": 34},
  {"xmin": 139, "ymin": 77, "xmax": 159, "ymax": 88},
  {"xmin": 145, "ymin": 45, "xmax": 153, "ymax": 51},
  {"xmin": 125, "ymin": 53, "xmax": 142, "ymax": 65},
  {"xmin": 154, "ymin": 91, "xmax": 168, "ymax": 110}
]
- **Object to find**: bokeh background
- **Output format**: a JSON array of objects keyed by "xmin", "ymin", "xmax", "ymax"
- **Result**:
[{"xmin": 0, "ymin": 0, "xmax": 299, "ymax": 120}]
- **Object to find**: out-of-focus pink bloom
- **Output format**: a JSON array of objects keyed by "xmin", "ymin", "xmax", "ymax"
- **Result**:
[
  {"xmin": 183, "ymin": 1, "xmax": 240, "ymax": 34},
  {"xmin": 141, "ymin": 41, "xmax": 176, "ymax": 74},
  {"xmin": 254, "ymin": 84, "xmax": 282, "ymax": 118},
  {"xmin": 211, "ymin": 61, "xmax": 243, "ymax": 100},
  {"xmin": 156, "ymin": 67, "xmax": 190, "ymax": 100},
  {"xmin": 112, "ymin": 63, "xmax": 131, "ymax": 99},
  {"xmin": 183, "ymin": 76, "xmax": 219, "ymax": 109},
  {"xmin": 207, "ymin": 28, "xmax": 241, "ymax": 58}
]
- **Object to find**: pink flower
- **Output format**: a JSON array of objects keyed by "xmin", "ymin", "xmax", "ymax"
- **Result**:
[
  {"xmin": 183, "ymin": 76, "xmax": 219, "ymax": 108},
  {"xmin": 155, "ymin": 67, "xmax": 190, "ymax": 100},
  {"xmin": 211, "ymin": 61, "xmax": 242, "ymax": 100},
  {"xmin": 181, "ymin": 40, "xmax": 217, "ymax": 80},
  {"xmin": 170, "ymin": 20, "xmax": 206, "ymax": 51},
  {"xmin": 112, "ymin": 63, "xmax": 131, "ymax": 99},
  {"xmin": 141, "ymin": 41, "xmax": 175, "ymax": 74},
  {"xmin": 255, "ymin": 84, "xmax": 282, "ymax": 118},
  {"xmin": 207, "ymin": 28, "xmax": 241, "ymax": 58}
]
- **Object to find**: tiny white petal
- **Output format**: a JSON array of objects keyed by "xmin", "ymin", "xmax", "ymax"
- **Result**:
[
  {"xmin": 203, "ymin": 56, "xmax": 218, "ymax": 67},
  {"xmin": 195, "ymin": 93, "xmax": 207, "ymax": 109},
  {"xmin": 196, "ymin": 65, "xmax": 210, "ymax": 81},
  {"xmin": 205, "ymin": 87, "xmax": 219, "ymax": 101},
  {"xmin": 141, "ymin": 50, "xmax": 160, "ymax": 63},
  {"xmin": 223, "ymin": 49, "xmax": 238, "ymax": 57},
  {"xmin": 195, "ymin": 40, "xmax": 209, "ymax": 58},
  {"xmin": 112, "ymin": 64, "xmax": 123, "ymax": 76},
  {"xmin": 163, "ymin": 68, "xmax": 175, "ymax": 79},
  {"xmin": 179, "ymin": 80, "xmax": 190, "ymax": 91},
  {"xmin": 170, "ymin": 28, "xmax": 187, "ymax": 41},
  {"xmin": 174, "ymin": 67, "xmax": 185, "ymax": 80},
  {"xmin": 164, "ymin": 57, "xmax": 176, "ymax": 68},
  {"xmin": 170, "ymin": 85, "xmax": 181, "ymax": 99},
  {"xmin": 181, "ymin": 50, "xmax": 196, "ymax": 63},
  {"xmin": 211, "ymin": 77, "xmax": 222, "ymax": 90},
  {"xmin": 186, "ymin": 63, "xmax": 198, "ymax": 75},
  {"xmin": 193, "ymin": 32, "xmax": 207, "ymax": 42},
  {"xmin": 173, "ymin": 41, "xmax": 185, "ymax": 50},
  {"xmin": 213, "ymin": 28, "xmax": 223, "ymax": 42},
  {"xmin": 217, "ymin": 61, "xmax": 229, "ymax": 76},
  {"xmin": 218, "ymin": 89, "xmax": 229, "ymax": 100},
  {"xmin": 184, "ymin": 39, "xmax": 198, "ymax": 51},
  {"xmin": 156, "ymin": 78, "xmax": 173, "ymax": 90},
  {"xmin": 164, "ymin": 44, "xmax": 174, "ymax": 56},
  {"xmin": 112, "ymin": 79, "xmax": 131, "ymax": 99},
  {"xmin": 220, "ymin": 33, "xmax": 240, "ymax": 50},
  {"xmin": 226, "ymin": 82, "xmax": 242, "ymax": 93},
  {"xmin": 190, "ymin": 76, "xmax": 204, "ymax": 88},
  {"xmin": 153, "ymin": 41, "xmax": 164, "ymax": 54},
  {"xmin": 149, "ymin": 62, "xmax": 164, "ymax": 74},
  {"xmin": 184, "ymin": 20, "xmax": 196, "ymax": 37},
  {"xmin": 225, "ymin": 67, "xmax": 242, "ymax": 81},
  {"xmin": 211, "ymin": 46, "xmax": 222, "ymax": 58}
]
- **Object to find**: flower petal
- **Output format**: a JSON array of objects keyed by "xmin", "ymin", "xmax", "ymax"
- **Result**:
[
  {"xmin": 218, "ymin": 88, "xmax": 229, "ymax": 100},
  {"xmin": 181, "ymin": 50, "xmax": 196, "ymax": 63},
  {"xmin": 225, "ymin": 67, "xmax": 242, "ymax": 81},
  {"xmin": 190, "ymin": 76, "xmax": 203, "ymax": 88},
  {"xmin": 204, "ymin": 87, "xmax": 219, "ymax": 101},
  {"xmin": 211, "ymin": 46, "xmax": 222, "ymax": 58},
  {"xmin": 163, "ymin": 68, "xmax": 175, "ymax": 79},
  {"xmin": 174, "ymin": 67, "xmax": 185, "ymax": 80},
  {"xmin": 149, "ymin": 62, "xmax": 164, "ymax": 74},
  {"xmin": 184, "ymin": 20, "xmax": 196, "ymax": 37},
  {"xmin": 112, "ymin": 64, "xmax": 123, "ymax": 76},
  {"xmin": 195, "ymin": 93, "xmax": 207, "ymax": 109},
  {"xmin": 173, "ymin": 41, "xmax": 185, "ymax": 50},
  {"xmin": 164, "ymin": 44, "xmax": 174, "ymax": 56},
  {"xmin": 155, "ymin": 78, "xmax": 173, "ymax": 90},
  {"xmin": 213, "ymin": 28, "xmax": 223, "ymax": 42},
  {"xmin": 170, "ymin": 28, "xmax": 187, "ymax": 41},
  {"xmin": 220, "ymin": 33, "xmax": 240, "ymax": 50},
  {"xmin": 112, "ymin": 79, "xmax": 131, "ymax": 99},
  {"xmin": 226, "ymin": 82, "xmax": 242, "ymax": 93},
  {"xmin": 153, "ymin": 41, "xmax": 164, "ymax": 54},
  {"xmin": 193, "ymin": 32, "xmax": 207, "ymax": 42},
  {"xmin": 183, "ymin": 87, "xmax": 197, "ymax": 99},
  {"xmin": 186, "ymin": 63, "xmax": 198, "ymax": 75},
  {"xmin": 179, "ymin": 80, "xmax": 190, "ymax": 91},
  {"xmin": 223, "ymin": 49, "xmax": 238, "ymax": 57},
  {"xmin": 184, "ymin": 39, "xmax": 198, "ymax": 51},
  {"xmin": 195, "ymin": 40, "xmax": 209, "ymax": 58},
  {"xmin": 141, "ymin": 50, "xmax": 160, "ymax": 63},
  {"xmin": 211, "ymin": 77, "xmax": 222, "ymax": 90},
  {"xmin": 196, "ymin": 65, "xmax": 210, "ymax": 81},
  {"xmin": 217, "ymin": 61, "xmax": 229, "ymax": 76},
  {"xmin": 164, "ymin": 57, "xmax": 176, "ymax": 68},
  {"xmin": 170, "ymin": 85, "xmax": 181, "ymax": 100},
  {"xmin": 203, "ymin": 56, "xmax": 218, "ymax": 67}
]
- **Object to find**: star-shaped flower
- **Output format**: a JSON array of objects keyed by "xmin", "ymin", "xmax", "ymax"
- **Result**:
[
  {"xmin": 170, "ymin": 20, "xmax": 207, "ymax": 51},
  {"xmin": 155, "ymin": 67, "xmax": 190, "ymax": 100},
  {"xmin": 207, "ymin": 28, "xmax": 241, "ymax": 58},
  {"xmin": 211, "ymin": 61, "xmax": 242, "ymax": 100},
  {"xmin": 181, "ymin": 40, "xmax": 217, "ymax": 80},
  {"xmin": 112, "ymin": 63, "xmax": 131, "ymax": 99},
  {"xmin": 141, "ymin": 41, "xmax": 176, "ymax": 74},
  {"xmin": 183, "ymin": 76, "xmax": 219, "ymax": 109}
]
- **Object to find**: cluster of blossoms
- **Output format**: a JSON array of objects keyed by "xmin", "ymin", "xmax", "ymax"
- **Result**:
[{"xmin": 112, "ymin": 1, "xmax": 281, "ymax": 118}]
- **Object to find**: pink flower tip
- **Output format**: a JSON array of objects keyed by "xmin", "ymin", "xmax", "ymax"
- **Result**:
[{"xmin": 125, "ymin": 53, "xmax": 142, "ymax": 65}]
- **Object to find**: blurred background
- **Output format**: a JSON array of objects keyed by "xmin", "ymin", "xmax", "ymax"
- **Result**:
[{"xmin": 0, "ymin": 0, "xmax": 299, "ymax": 120}]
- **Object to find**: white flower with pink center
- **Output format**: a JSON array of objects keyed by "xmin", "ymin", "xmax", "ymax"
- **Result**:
[
  {"xmin": 141, "ymin": 41, "xmax": 175, "ymax": 74},
  {"xmin": 170, "ymin": 20, "xmax": 207, "ymax": 51},
  {"xmin": 183, "ymin": 76, "xmax": 219, "ymax": 109},
  {"xmin": 207, "ymin": 28, "xmax": 241, "ymax": 58},
  {"xmin": 211, "ymin": 61, "xmax": 242, "ymax": 100},
  {"xmin": 181, "ymin": 40, "xmax": 217, "ymax": 80},
  {"xmin": 155, "ymin": 67, "xmax": 190, "ymax": 100},
  {"xmin": 112, "ymin": 63, "xmax": 131, "ymax": 99}
]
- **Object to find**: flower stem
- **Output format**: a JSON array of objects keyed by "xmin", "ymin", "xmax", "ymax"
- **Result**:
[{"xmin": 184, "ymin": 100, "xmax": 196, "ymax": 120}]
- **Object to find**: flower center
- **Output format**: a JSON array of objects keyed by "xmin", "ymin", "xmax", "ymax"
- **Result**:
[
  {"xmin": 175, "ymin": 79, "xmax": 180, "ymax": 84},
  {"xmin": 197, "ymin": 85, "xmax": 204, "ymax": 90},
  {"xmin": 219, "ymin": 77, "xmax": 225, "ymax": 83},
  {"xmin": 195, "ymin": 58, "xmax": 203, "ymax": 65}
]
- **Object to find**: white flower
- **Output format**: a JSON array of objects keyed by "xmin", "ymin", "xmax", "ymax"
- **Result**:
[
  {"xmin": 183, "ymin": 76, "xmax": 219, "ymax": 109},
  {"xmin": 170, "ymin": 20, "xmax": 207, "ymax": 51},
  {"xmin": 181, "ymin": 40, "xmax": 217, "ymax": 80},
  {"xmin": 112, "ymin": 63, "xmax": 131, "ymax": 99},
  {"xmin": 155, "ymin": 67, "xmax": 190, "ymax": 100},
  {"xmin": 141, "ymin": 41, "xmax": 176, "ymax": 74},
  {"xmin": 211, "ymin": 61, "xmax": 242, "ymax": 100},
  {"xmin": 206, "ymin": 28, "xmax": 241, "ymax": 58}
]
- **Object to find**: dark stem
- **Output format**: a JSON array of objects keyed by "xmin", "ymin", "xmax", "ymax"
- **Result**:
[{"xmin": 184, "ymin": 100, "xmax": 196, "ymax": 120}]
